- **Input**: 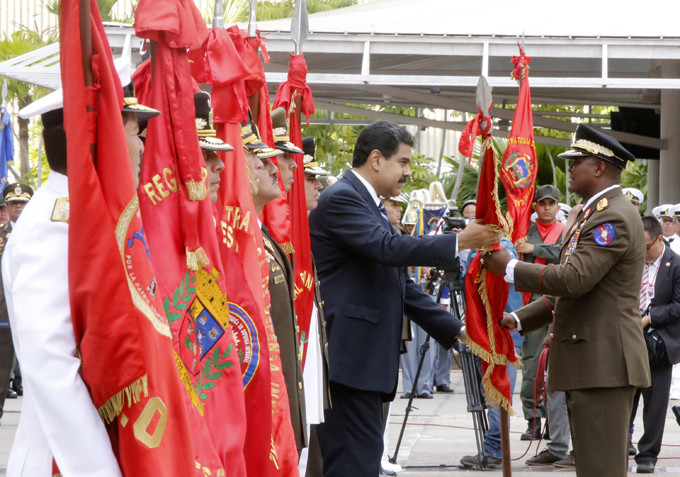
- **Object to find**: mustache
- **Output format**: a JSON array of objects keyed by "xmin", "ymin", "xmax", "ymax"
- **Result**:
[{"xmin": 398, "ymin": 178, "xmax": 407, "ymax": 184}]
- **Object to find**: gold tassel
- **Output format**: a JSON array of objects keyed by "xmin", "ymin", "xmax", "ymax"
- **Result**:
[
  {"xmin": 187, "ymin": 247, "xmax": 210, "ymax": 271},
  {"xmin": 98, "ymin": 375, "xmax": 149, "ymax": 424},
  {"xmin": 281, "ymin": 242, "xmax": 295, "ymax": 255},
  {"xmin": 185, "ymin": 180, "xmax": 207, "ymax": 201}
]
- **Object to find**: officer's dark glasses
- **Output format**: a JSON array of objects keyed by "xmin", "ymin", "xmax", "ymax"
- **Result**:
[{"xmin": 646, "ymin": 235, "xmax": 661, "ymax": 250}]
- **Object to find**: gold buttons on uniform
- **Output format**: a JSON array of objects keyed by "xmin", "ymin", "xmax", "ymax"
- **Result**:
[
  {"xmin": 296, "ymin": 325, "xmax": 300, "ymax": 333},
  {"xmin": 298, "ymin": 382, "xmax": 302, "ymax": 389},
  {"xmin": 325, "ymin": 343, "xmax": 328, "ymax": 350},
  {"xmin": 572, "ymin": 334, "xmax": 577, "ymax": 340},
  {"xmin": 323, "ymin": 321, "xmax": 327, "ymax": 327},
  {"xmin": 321, "ymin": 300, "xmax": 325, "ymax": 306}
]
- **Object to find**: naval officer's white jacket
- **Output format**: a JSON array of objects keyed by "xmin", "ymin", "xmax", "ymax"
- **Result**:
[{"xmin": 3, "ymin": 171, "xmax": 121, "ymax": 476}]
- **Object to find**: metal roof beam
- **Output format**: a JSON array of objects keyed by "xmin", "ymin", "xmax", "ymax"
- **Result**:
[
  {"xmin": 339, "ymin": 84, "xmax": 665, "ymax": 150},
  {"xmin": 315, "ymin": 101, "xmax": 571, "ymax": 148}
]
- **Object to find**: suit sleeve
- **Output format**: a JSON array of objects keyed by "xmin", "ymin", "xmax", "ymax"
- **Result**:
[
  {"xmin": 403, "ymin": 272, "xmax": 462, "ymax": 349},
  {"xmin": 515, "ymin": 295, "xmax": 555, "ymax": 335},
  {"xmin": 650, "ymin": 266, "xmax": 680, "ymax": 329},
  {"xmin": 3, "ymin": 223, "xmax": 122, "ymax": 477},
  {"xmin": 320, "ymin": 187, "xmax": 458, "ymax": 269},
  {"xmin": 514, "ymin": 214, "xmax": 629, "ymax": 298},
  {"xmin": 532, "ymin": 243, "xmax": 561, "ymax": 264}
]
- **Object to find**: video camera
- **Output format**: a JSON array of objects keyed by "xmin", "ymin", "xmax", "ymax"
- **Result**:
[{"xmin": 440, "ymin": 205, "xmax": 471, "ymax": 233}]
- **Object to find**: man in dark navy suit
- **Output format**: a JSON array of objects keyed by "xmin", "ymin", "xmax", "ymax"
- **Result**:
[{"xmin": 309, "ymin": 121, "xmax": 500, "ymax": 477}]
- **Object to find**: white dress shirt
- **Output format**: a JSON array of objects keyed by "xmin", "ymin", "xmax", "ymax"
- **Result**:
[{"xmin": 3, "ymin": 172, "xmax": 121, "ymax": 477}]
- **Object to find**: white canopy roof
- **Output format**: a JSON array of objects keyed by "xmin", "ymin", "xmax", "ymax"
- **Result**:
[{"xmin": 258, "ymin": 0, "xmax": 680, "ymax": 38}]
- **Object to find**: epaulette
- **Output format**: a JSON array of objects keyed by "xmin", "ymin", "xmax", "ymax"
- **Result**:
[{"xmin": 51, "ymin": 197, "xmax": 70, "ymax": 224}]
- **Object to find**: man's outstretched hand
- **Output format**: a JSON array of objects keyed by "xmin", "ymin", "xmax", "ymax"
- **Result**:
[
  {"xmin": 481, "ymin": 246, "xmax": 512, "ymax": 275},
  {"xmin": 457, "ymin": 219, "xmax": 501, "ymax": 251},
  {"xmin": 499, "ymin": 312, "xmax": 517, "ymax": 330}
]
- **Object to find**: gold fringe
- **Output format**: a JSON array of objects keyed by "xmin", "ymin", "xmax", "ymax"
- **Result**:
[
  {"xmin": 185, "ymin": 180, "xmax": 207, "ymax": 201},
  {"xmin": 482, "ymin": 363, "xmax": 515, "ymax": 415},
  {"xmin": 187, "ymin": 247, "xmax": 210, "ymax": 272},
  {"xmin": 98, "ymin": 375, "xmax": 149, "ymax": 424},
  {"xmin": 280, "ymin": 242, "xmax": 295, "ymax": 255}
]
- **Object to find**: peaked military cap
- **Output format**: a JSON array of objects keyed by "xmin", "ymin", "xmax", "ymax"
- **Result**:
[
  {"xmin": 559, "ymin": 202, "xmax": 572, "ymax": 215},
  {"xmin": 381, "ymin": 195, "xmax": 408, "ymax": 205},
  {"xmin": 652, "ymin": 204, "xmax": 674, "ymax": 220},
  {"xmin": 271, "ymin": 107, "xmax": 304, "ymax": 154},
  {"xmin": 558, "ymin": 124, "xmax": 635, "ymax": 169},
  {"xmin": 194, "ymin": 92, "xmax": 234, "ymax": 152},
  {"xmin": 240, "ymin": 111, "xmax": 283, "ymax": 160},
  {"xmin": 122, "ymin": 79, "xmax": 160, "ymax": 121},
  {"xmin": 4, "ymin": 183, "xmax": 34, "ymax": 203},
  {"xmin": 302, "ymin": 137, "xmax": 328, "ymax": 176},
  {"xmin": 622, "ymin": 187, "xmax": 644, "ymax": 205},
  {"xmin": 669, "ymin": 204, "xmax": 680, "ymax": 219}
]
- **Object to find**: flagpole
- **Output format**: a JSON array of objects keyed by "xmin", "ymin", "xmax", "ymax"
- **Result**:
[{"xmin": 78, "ymin": 0, "xmax": 96, "ymax": 164}]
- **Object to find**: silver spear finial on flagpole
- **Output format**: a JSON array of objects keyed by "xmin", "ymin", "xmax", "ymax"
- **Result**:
[
  {"xmin": 247, "ymin": 0, "xmax": 258, "ymax": 37},
  {"xmin": 213, "ymin": 0, "xmax": 224, "ymax": 29},
  {"xmin": 291, "ymin": 0, "xmax": 309, "ymax": 55}
]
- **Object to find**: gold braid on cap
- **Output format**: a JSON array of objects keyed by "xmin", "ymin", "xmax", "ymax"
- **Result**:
[
  {"xmin": 304, "ymin": 161, "xmax": 320, "ymax": 168},
  {"xmin": 273, "ymin": 127, "xmax": 289, "ymax": 142},
  {"xmin": 197, "ymin": 129, "xmax": 217, "ymax": 137},
  {"xmin": 123, "ymin": 97, "xmax": 138, "ymax": 106},
  {"xmin": 572, "ymin": 139, "xmax": 615, "ymax": 158}
]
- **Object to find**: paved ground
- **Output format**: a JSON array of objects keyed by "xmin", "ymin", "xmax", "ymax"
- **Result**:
[{"xmin": 1, "ymin": 368, "xmax": 680, "ymax": 475}]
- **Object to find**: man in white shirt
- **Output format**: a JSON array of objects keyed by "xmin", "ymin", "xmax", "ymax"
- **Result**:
[
  {"xmin": 652, "ymin": 204, "xmax": 680, "ymax": 255},
  {"xmin": 3, "ymin": 106, "xmax": 122, "ymax": 476}
]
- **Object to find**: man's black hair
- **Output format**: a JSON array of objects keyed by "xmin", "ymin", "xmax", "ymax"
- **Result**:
[
  {"xmin": 642, "ymin": 215, "xmax": 663, "ymax": 239},
  {"xmin": 352, "ymin": 121, "xmax": 414, "ymax": 168},
  {"xmin": 42, "ymin": 108, "xmax": 67, "ymax": 175}
]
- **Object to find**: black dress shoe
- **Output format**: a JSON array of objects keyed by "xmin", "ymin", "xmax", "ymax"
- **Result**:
[
  {"xmin": 629, "ymin": 440, "xmax": 637, "ymax": 456},
  {"xmin": 12, "ymin": 381, "xmax": 22, "ymax": 397},
  {"xmin": 636, "ymin": 463, "xmax": 655, "ymax": 473},
  {"xmin": 400, "ymin": 392, "xmax": 412, "ymax": 399},
  {"xmin": 435, "ymin": 384, "xmax": 454, "ymax": 393},
  {"xmin": 5, "ymin": 388, "xmax": 17, "ymax": 399},
  {"xmin": 417, "ymin": 392, "xmax": 434, "ymax": 399}
]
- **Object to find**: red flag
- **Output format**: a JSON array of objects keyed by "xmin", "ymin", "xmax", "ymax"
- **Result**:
[
  {"xmin": 463, "ymin": 106, "xmax": 518, "ymax": 414},
  {"xmin": 132, "ymin": 2, "xmax": 248, "ymax": 474},
  {"xmin": 215, "ymin": 123, "xmax": 299, "ymax": 477},
  {"xmin": 500, "ymin": 49, "xmax": 538, "ymax": 244},
  {"xmin": 273, "ymin": 54, "xmax": 316, "ymax": 369},
  {"xmin": 62, "ymin": 0, "xmax": 195, "ymax": 474}
]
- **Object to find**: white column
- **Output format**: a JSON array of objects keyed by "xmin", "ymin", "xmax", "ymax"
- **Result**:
[{"xmin": 659, "ymin": 60, "xmax": 680, "ymax": 205}]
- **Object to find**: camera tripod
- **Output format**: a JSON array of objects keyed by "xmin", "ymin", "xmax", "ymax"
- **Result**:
[{"xmin": 389, "ymin": 269, "xmax": 492, "ymax": 470}]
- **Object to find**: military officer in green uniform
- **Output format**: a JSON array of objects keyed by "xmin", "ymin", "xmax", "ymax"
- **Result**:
[
  {"xmin": 516, "ymin": 184, "xmax": 564, "ymax": 441},
  {"xmin": 483, "ymin": 124, "xmax": 650, "ymax": 476},
  {"xmin": 244, "ymin": 116, "xmax": 308, "ymax": 456}
]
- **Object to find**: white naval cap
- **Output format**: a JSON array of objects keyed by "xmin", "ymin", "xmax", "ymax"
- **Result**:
[
  {"xmin": 652, "ymin": 204, "xmax": 674, "ymax": 219},
  {"xmin": 559, "ymin": 202, "xmax": 572, "ymax": 214},
  {"xmin": 622, "ymin": 188, "xmax": 644, "ymax": 205},
  {"xmin": 19, "ymin": 55, "xmax": 132, "ymax": 119},
  {"xmin": 669, "ymin": 204, "xmax": 680, "ymax": 219}
]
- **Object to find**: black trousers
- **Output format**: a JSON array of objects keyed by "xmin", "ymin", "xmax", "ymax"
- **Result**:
[
  {"xmin": 630, "ymin": 361, "xmax": 673, "ymax": 466},
  {"xmin": 316, "ymin": 381, "xmax": 385, "ymax": 477}
]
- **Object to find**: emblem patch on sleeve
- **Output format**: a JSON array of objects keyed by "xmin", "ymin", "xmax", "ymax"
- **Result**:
[{"xmin": 594, "ymin": 222, "xmax": 615, "ymax": 246}]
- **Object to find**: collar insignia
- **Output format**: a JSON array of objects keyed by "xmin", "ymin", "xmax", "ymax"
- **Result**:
[{"xmin": 597, "ymin": 198, "xmax": 609, "ymax": 211}]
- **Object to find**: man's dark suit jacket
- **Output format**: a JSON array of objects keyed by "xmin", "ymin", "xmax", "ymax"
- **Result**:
[
  {"xmin": 309, "ymin": 171, "xmax": 463, "ymax": 395},
  {"xmin": 650, "ymin": 245, "xmax": 680, "ymax": 365}
]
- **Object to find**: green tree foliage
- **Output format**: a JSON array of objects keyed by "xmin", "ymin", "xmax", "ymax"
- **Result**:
[{"xmin": 45, "ymin": 0, "xmax": 134, "ymax": 23}]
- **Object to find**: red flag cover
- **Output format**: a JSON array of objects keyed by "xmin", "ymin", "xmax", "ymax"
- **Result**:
[
  {"xmin": 500, "ymin": 51, "xmax": 538, "ymax": 245},
  {"xmin": 62, "ymin": 0, "xmax": 195, "ymax": 474},
  {"xmin": 132, "ymin": 6, "xmax": 248, "ymax": 475},
  {"xmin": 458, "ymin": 113, "xmax": 481, "ymax": 164},
  {"xmin": 214, "ymin": 123, "xmax": 299, "ymax": 477},
  {"xmin": 273, "ymin": 54, "xmax": 315, "ymax": 369},
  {"xmin": 463, "ymin": 113, "xmax": 518, "ymax": 414}
]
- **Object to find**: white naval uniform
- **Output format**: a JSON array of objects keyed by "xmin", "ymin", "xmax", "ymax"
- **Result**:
[
  {"xmin": 668, "ymin": 234, "xmax": 680, "ymax": 256},
  {"xmin": 3, "ymin": 172, "xmax": 121, "ymax": 477}
]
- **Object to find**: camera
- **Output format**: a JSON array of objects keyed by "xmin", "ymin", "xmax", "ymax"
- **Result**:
[{"xmin": 440, "ymin": 206, "xmax": 470, "ymax": 233}]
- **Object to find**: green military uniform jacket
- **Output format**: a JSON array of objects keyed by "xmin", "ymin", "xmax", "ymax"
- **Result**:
[
  {"xmin": 514, "ymin": 187, "xmax": 651, "ymax": 392},
  {"xmin": 524, "ymin": 222, "xmax": 562, "ymax": 302},
  {"xmin": 262, "ymin": 227, "xmax": 307, "ymax": 453}
]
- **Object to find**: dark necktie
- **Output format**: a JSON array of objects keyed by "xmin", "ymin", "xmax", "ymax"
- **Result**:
[{"xmin": 377, "ymin": 202, "xmax": 394, "ymax": 234}]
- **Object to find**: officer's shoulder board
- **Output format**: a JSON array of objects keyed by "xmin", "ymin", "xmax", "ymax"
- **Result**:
[{"xmin": 51, "ymin": 197, "xmax": 70, "ymax": 224}]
